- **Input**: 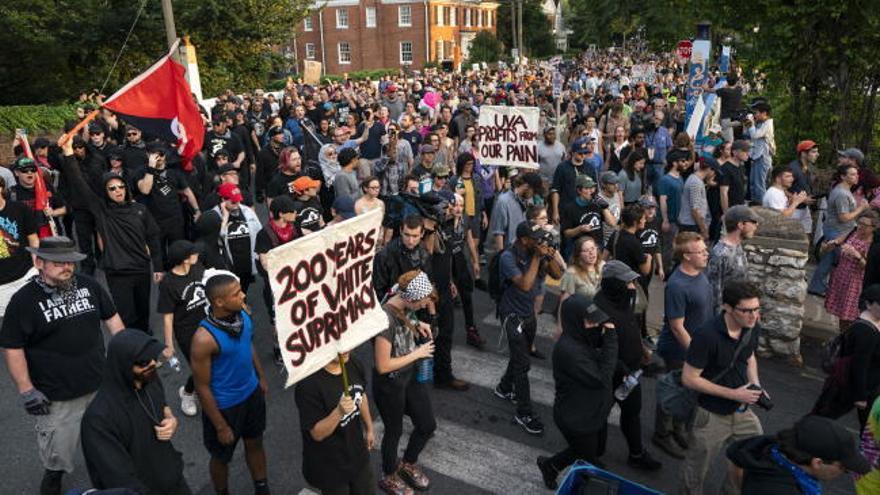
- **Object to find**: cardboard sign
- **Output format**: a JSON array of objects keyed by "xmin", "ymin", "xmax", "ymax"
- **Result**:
[
  {"xmin": 267, "ymin": 208, "xmax": 388, "ymax": 387},
  {"xmin": 476, "ymin": 105, "xmax": 540, "ymax": 169},
  {"xmin": 303, "ymin": 60, "xmax": 323, "ymax": 85}
]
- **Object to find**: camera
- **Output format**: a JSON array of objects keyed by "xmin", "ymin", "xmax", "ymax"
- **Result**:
[
  {"xmin": 747, "ymin": 384, "xmax": 774, "ymax": 411},
  {"xmin": 536, "ymin": 229, "xmax": 559, "ymax": 251}
]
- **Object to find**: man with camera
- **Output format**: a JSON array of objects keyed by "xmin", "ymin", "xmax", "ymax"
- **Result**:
[{"xmin": 679, "ymin": 280, "xmax": 768, "ymax": 494}]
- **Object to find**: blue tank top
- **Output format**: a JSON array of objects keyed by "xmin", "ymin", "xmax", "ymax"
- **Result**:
[{"xmin": 201, "ymin": 311, "xmax": 259, "ymax": 409}]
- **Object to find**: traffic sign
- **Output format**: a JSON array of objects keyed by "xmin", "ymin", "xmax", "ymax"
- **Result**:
[{"xmin": 676, "ymin": 40, "xmax": 693, "ymax": 61}]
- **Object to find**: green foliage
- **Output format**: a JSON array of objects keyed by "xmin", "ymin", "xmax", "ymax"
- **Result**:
[
  {"xmin": 0, "ymin": 104, "xmax": 78, "ymax": 135},
  {"xmin": 467, "ymin": 31, "xmax": 503, "ymax": 65},
  {"xmin": 496, "ymin": 0, "xmax": 557, "ymax": 58},
  {"xmin": 0, "ymin": 0, "xmax": 311, "ymax": 105}
]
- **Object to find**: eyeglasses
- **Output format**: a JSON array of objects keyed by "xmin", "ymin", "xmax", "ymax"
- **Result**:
[
  {"xmin": 734, "ymin": 306, "xmax": 761, "ymax": 315},
  {"xmin": 367, "ymin": 185, "xmax": 381, "ymax": 190},
  {"xmin": 858, "ymin": 221, "xmax": 876, "ymax": 228},
  {"xmin": 107, "ymin": 184, "xmax": 126, "ymax": 192}
]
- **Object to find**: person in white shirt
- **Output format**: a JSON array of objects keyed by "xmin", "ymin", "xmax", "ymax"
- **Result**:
[{"xmin": 762, "ymin": 165, "xmax": 808, "ymax": 218}]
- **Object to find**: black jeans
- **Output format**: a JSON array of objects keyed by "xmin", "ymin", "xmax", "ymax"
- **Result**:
[
  {"xmin": 157, "ymin": 217, "xmax": 186, "ymax": 271},
  {"xmin": 373, "ymin": 369, "xmax": 437, "ymax": 475},
  {"xmin": 617, "ymin": 382, "xmax": 644, "ymax": 455},
  {"xmin": 73, "ymin": 209, "xmax": 97, "ymax": 275},
  {"xmin": 318, "ymin": 459, "xmax": 374, "ymax": 495},
  {"xmin": 452, "ymin": 251, "xmax": 476, "ymax": 329},
  {"xmin": 499, "ymin": 314, "xmax": 537, "ymax": 416},
  {"xmin": 106, "ymin": 272, "xmax": 152, "ymax": 334},
  {"xmin": 433, "ymin": 291, "xmax": 456, "ymax": 383},
  {"xmin": 548, "ymin": 424, "xmax": 609, "ymax": 472}
]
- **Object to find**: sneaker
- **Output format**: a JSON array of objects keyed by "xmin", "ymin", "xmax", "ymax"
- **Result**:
[
  {"xmin": 494, "ymin": 384, "xmax": 517, "ymax": 404},
  {"xmin": 536, "ymin": 456, "xmax": 558, "ymax": 490},
  {"xmin": 178, "ymin": 386, "xmax": 198, "ymax": 417},
  {"xmin": 642, "ymin": 336, "xmax": 658, "ymax": 351},
  {"xmin": 651, "ymin": 434, "xmax": 685, "ymax": 459},
  {"xmin": 378, "ymin": 473, "xmax": 414, "ymax": 495},
  {"xmin": 529, "ymin": 349, "xmax": 547, "ymax": 360},
  {"xmin": 514, "ymin": 413, "xmax": 545, "ymax": 435},
  {"xmin": 398, "ymin": 462, "xmax": 430, "ymax": 491},
  {"xmin": 466, "ymin": 326, "xmax": 486, "ymax": 350},
  {"xmin": 627, "ymin": 450, "xmax": 663, "ymax": 471}
]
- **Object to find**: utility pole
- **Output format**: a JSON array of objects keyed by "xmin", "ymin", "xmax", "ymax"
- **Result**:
[
  {"xmin": 160, "ymin": 0, "xmax": 179, "ymax": 59},
  {"xmin": 510, "ymin": 0, "xmax": 517, "ymax": 55},
  {"xmin": 517, "ymin": 0, "xmax": 524, "ymax": 57}
]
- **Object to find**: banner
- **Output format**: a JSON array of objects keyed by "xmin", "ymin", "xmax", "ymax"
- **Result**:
[
  {"xmin": 476, "ymin": 105, "xmax": 540, "ymax": 169},
  {"xmin": 684, "ymin": 39, "xmax": 711, "ymax": 126},
  {"xmin": 267, "ymin": 208, "xmax": 388, "ymax": 387},
  {"xmin": 303, "ymin": 61, "xmax": 323, "ymax": 85}
]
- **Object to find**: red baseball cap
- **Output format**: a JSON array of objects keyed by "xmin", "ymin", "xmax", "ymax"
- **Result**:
[
  {"xmin": 217, "ymin": 183, "xmax": 243, "ymax": 202},
  {"xmin": 796, "ymin": 140, "xmax": 817, "ymax": 154}
]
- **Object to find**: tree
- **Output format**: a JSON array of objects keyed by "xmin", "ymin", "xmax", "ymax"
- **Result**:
[
  {"xmin": 0, "ymin": 0, "xmax": 310, "ymax": 105},
  {"xmin": 468, "ymin": 31, "xmax": 503, "ymax": 65},
  {"xmin": 496, "ymin": 0, "xmax": 556, "ymax": 58}
]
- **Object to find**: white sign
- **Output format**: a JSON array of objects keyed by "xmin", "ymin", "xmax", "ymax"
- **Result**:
[
  {"xmin": 552, "ymin": 71, "xmax": 563, "ymax": 98},
  {"xmin": 630, "ymin": 64, "xmax": 656, "ymax": 84},
  {"xmin": 476, "ymin": 105, "xmax": 540, "ymax": 169},
  {"xmin": 267, "ymin": 208, "xmax": 389, "ymax": 387}
]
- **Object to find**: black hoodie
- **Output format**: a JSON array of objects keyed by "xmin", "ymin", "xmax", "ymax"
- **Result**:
[
  {"xmin": 594, "ymin": 278, "xmax": 643, "ymax": 376},
  {"xmin": 61, "ymin": 155, "xmax": 161, "ymax": 274},
  {"xmin": 726, "ymin": 435, "xmax": 807, "ymax": 494},
  {"xmin": 552, "ymin": 295, "xmax": 618, "ymax": 436},
  {"xmin": 81, "ymin": 329, "xmax": 188, "ymax": 494}
]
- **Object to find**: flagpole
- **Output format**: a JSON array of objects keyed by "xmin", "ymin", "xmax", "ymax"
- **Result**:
[
  {"xmin": 17, "ymin": 132, "xmax": 58, "ymax": 236},
  {"xmin": 57, "ymin": 110, "xmax": 100, "ymax": 147}
]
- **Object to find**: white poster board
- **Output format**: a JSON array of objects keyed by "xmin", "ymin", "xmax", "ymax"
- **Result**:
[{"xmin": 476, "ymin": 105, "xmax": 540, "ymax": 169}]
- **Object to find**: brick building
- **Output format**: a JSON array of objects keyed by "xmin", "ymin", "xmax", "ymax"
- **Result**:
[{"xmin": 292, "ymin": 0, "xmax": 499, "ymax": 75}]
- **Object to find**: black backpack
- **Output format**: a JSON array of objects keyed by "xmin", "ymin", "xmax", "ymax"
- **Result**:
[{"xmin": 487, "ymin": 249, "xmax": 508, "ymax": 318}]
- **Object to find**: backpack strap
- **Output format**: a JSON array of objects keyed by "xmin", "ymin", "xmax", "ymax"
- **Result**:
[{"xmin": 708, "ymin": 326, "xmax": 753, "ymax": 384}]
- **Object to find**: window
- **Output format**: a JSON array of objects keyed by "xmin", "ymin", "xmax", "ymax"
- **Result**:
[
  {"xmin": 444, "ymin": 40, "xmax": 453, "ymax": 60},
  {"xmin": 305, "ymin": 43, "xmax": 316, "ymax": 60},
  {"xmin": 474, "ymin": 8, "xmax": 480, "ymax": 27},
  {"xmin": 365, "ymin": 7, "xmax": 376, "ymax": 28},
  {"xmin": 398, "ymin": 5, "xmax": 412, "ymax": 27},
  {"xmin": 435, "ymin": 5, "xmax": 443, "ymax": 26},
  {"xmin": 336, "ymin": 9, "xmax": 348, "ymax": 28},
  {"xmin": 464, "ymin": 8, "xmax": 470, "ymax": 27},
  {"xmin": 451, "ymin": 7, "xmax": 456, "ymax": 26},
  {"xmin": 435, "ymin": 40, "xmax": 444, "ymax": 61},
  {"xmin": 338, "ymin": 42, "xmax": 351, "ymax": 64},
  {"xmin": 400, "ymin": 41, "xmax": 413, "ymax": 63},
  {"xmin": 443, "ymin": 6, "xmax": 450, "ymax": 26},
  {"xmin": 482, "ymin": 10, "xmax": 487, "ymax": 27},
  {"xmin": 303, "ymin": 16, "xmax": 313, "ymax": 31}
]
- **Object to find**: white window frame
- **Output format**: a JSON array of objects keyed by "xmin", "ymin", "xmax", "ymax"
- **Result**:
[
  {"xmin": 451, "ymin": 7, "xmax": 456, "ymax": 26},
  {"xmin": 474, "ymin": 9, "xmax": 481, "ymax": 27},
  {"xmin": 336, "ymin": 9, "xmax": 349, "ymax": 29},
  {"xmin": 464, "ymin": 8, "xmax": 471, "ymax": 27},
  {"xmin": 435, "ymin": 5, "xmax": 443, "ymax": 26},
  {"xmin": 338, "ymin": 42, "xmax": 352, "ymax": 64},
  {"xmin": 305, "ymin": 43, "xmax": 316, "ymax": 60},
  {"xmin": 303, "ymin": 16, "xmax": 313, "ymax": 32},
  {"xmin": 398, "ymin": 5, "xmax": 412, "ymax": 27},
  {"xmin": 400, "ymin": 41, "xmax": 413, "ymax": 64},
  {"xmin": 365, "ymin": 6, "xmax": 377, "ymax": 28}
]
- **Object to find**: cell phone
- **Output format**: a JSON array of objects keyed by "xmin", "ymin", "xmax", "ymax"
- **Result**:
[{"xmin": 15, "ymin": 128, "xmax": 28, "ymax": 137}]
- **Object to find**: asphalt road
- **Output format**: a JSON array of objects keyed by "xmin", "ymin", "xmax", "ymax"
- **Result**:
[{"xmin": 0, "ymin": 268, "xmax": 860, "ymax": 495}]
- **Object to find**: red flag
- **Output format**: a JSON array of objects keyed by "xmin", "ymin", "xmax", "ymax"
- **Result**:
[
  {"xmin": 15, "ymin": 135, "xmax": 49, "ymax": 211},
  {"xmin": 103, "ymin": 41, "xmax": 204, "ymax": 171}
]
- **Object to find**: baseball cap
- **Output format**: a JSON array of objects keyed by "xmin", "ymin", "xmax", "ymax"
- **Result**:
[
  {"xmin": 837, "ymin": 148, "xmax": 865, "ymax": 164},
  {"xmin": 217, "ymin": 183, "xmax": 243, "ymax": 202},
  {"xmin": 292, "ymin": 176, "xmax": 321, "ymax": 194},
  {"xmin": 639, "ymin": 196, "xmax": 658, "ymax": 208},
  {"xmin": 515, "ymin": 221, "xmax": 543, "ymax": 240},
  {"xmin": 419, "ymin": 144, "xmax": 437, "ymax": 154},
  {"xmin": 792, "ymin": 415, "xmax": 870, "ymax": 474},
  {"xmin": 88, "ymin": 121, "xmax": 105, "ymax": 134},
  {"xmin": 602, "ymin": 260, "xmax": 640, "ymax": 282},
  {"xmin": 12, "ymin": 156, "xmax": 37, "ymax": 171},
  {"xmin": 725, "ymin": 205, "xmax": 761, "ymax": 225},
  {"xmin": 796, "ymin": 140, "xmax": 817, "ymax": 154},
  {"xmin": 167, "ymin": 240, "xmax": 198, "ymax": 267},
  {"xmin": 332, "ymin": 195, "xmax": 357, "ymax": 220},
  {"xmin": 432, "ymin": 164, "xmax": 451, "ymax": 178},
  {"xmin": 600, "ymin": 171, "xmax": 619, "ymax": 185},
  {"xmin": 576, "ymin": 175, "xmax": 596, "ymax": 189},
  {"xmin": 571, "ymin": 137, "xmax": 590, "ymax": 154},
  {"xmin": 732, "ymin": 140, "xmax": 751, "ymax": 152},
  {"xmin": 584, "ymin": 302, "xmax": 611, "ymax": 325},
  {"xmin": 543, "ymin": 125, "xmax": 556, "ymax": 135}
]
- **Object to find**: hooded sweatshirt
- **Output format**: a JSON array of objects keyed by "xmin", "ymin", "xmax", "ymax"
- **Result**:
[
  {"xmin": 81, "ymin": 329, "xmax": 187, "ymax": 494},
  {"xmin": 61, "ymin": 156, "xmax": 161, "ymax": 274},
  {"xmin": 552, "ymin": 294, "xmax": 618, "ymax": 435},
  {"xmin": 594, "ymin": 278, "xmax": 643, "ymax": 376},
  {"xmin": 726, "ymin": 435, "xmax": 807, "ymax": 494}
]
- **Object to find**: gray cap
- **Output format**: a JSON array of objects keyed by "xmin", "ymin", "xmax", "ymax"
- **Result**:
[
  {"xmin": 725, "ymin": 205, "xmax": 760, "ymax": 225},
  {"xmin": 638, "ymin": 196, "xmax": 657, "ymax": 208},
  {"xmin": 576, "ymin": 175, "xmax": 596, "ymax": 189},
  {"xmin": 600, "ymin": 171, "xmax": 619, "ymax": 185},
  {"xmin": 838, "ymin": 148, "xmax": 865, "ymax": 164},
  {"xmin": 602, "ymin": 260, "xmax": 640, "ymax": 282}
]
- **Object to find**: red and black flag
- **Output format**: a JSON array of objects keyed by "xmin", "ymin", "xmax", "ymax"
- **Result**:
[{"xmin": 103, "ymin": 41, "xmax": 204, "ymax": 170}]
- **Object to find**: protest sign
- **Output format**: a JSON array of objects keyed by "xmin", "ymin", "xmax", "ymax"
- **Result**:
[
  {"xmin": 630, "ymin": 64, "xmax": 656, "ymax": 84},
  {"xmin": 476, "ymin": 105, "xmax": 540, "ymax": 169},
  {"xmin": 267, "ymin": 208, "xmax": 388, "ymax": 387},
  {"xmin": 303, "ymin": 60, "xmax": 323, "ymax": 85}
]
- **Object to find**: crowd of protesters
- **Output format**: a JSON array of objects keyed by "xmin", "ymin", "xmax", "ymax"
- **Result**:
[{"xmin": 0, "ymin": 47, "xmax": 879, "ymax": 495}]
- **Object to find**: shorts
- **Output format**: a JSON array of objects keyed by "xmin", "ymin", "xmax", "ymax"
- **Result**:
[
  {"xmin": 202, "ymin": 387, "xmax": 266, "ymax": 463},
  {"xmin": 36, "ymin": 392, "xmax": 96, "ymax": 472},
  {"xmin": 0, "ymin": 267, "xmax": 37, "ymax": 317}
]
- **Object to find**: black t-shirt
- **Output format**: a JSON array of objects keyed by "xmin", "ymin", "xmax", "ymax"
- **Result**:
[
  {"xmin": 609, "ymin": 229, "xmax": 646, "ymax": 274},
  {"xmin": 561, "ymin": 198, "xmax": 607, "ymax": 247},
  {"xmin": 225, "ymin": 209, "xmax": 252, "ymax": 276},
  {"xmin": 0, "ymin": 275, "xmax": 116, "ymax": 400},
  {"xmin": 294, "ymin": 358, "xmax": 370, "ymax": 490},
  {"xmin": 156, "ymin": 264, "xmax": 208, "ymax": 349},
  {"xmin": 638, "ymin": 216, "xmax": 661, "ymax": 255},
  {"xmin": 10, "ymin": 184, "xmax": 65, "ymax": 232},
  {"xmin": 254, "ymin": 226, "xmax": 297, "ymax": 276},
  {"xmin": 295, "ymin": 197, "xmax": 324, "ymax": 233},
  {"xmin": 358, "ymin": 122, "xmax": 386, "ymax": 160},
  {"xmin": 399, "ymin": 130, "xmax": 422, "ymax": 156},
  {"xmin": 686, "ymin": 314, "xmax": 760, "ymax": 415},
  {"xmin": 204, "ymin": 131, "xmax": 245, "ymax": 165},
  {"xmin": 266, "ymin": 171, "xmax": 300, "ymax": 199},
  {"xmin": 133, "ymin": 168, "xmax": 188, "ymax": 221},
  {"xmin": 720, "ymin": 162, "xmax": 747, "ymax": 208},
  {"xmin": 715, "ymin": 87, "xmax": 744, "ymax": 120},
  {"xmin": 0, "ymin": 200, "xmax": 36, "ymax": 284}
]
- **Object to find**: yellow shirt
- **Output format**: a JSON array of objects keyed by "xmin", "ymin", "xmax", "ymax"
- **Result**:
[{"xmin": 463, "ymin": 179, "xmax": 476, "ymax": 217}]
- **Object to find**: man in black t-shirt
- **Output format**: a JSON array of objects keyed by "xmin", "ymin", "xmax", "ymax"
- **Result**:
[
  {"xmin": 204, "ymin": 114, "xmax": 246, "ymax": 174},
  {"xmin": 291, "ymin": 176, "xmax": 325, "ymax": 234},
  {"xmin": 0, "ymin": 236, "xmax": 124, "ymax": 494},
  {"xmin": 720, "ymin": 140, "xmax": 749, "ymax": 213},
  {"xmin": 637, "ymin": 196, "xmax": 663, "ymax": 284},
  {"xmin": 680, "ymin": 280, "xmax": 766, "ymax": 494},
  {"xmin": 0, "ymin": 176, "xmax": 38, "ymax": 309},
  {"xmin": 10, "ymin": 157, "xmax": 66, "ymax": 238},
  {"xmin": 607, "ymin": 204, "xmax": 651, "ymax": 278},
  {"xmin": 707, "ymin": 75, "xmax": 744, "ymax": 143},
  {"xmin": 560, "ymin": 175, "xmax": 614, "ymax": 256},
  {"xmin": 266, "ymin": 147, "xmax": 304, "ymax": 204}
]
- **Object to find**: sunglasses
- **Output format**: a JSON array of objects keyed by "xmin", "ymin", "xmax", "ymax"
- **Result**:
[
  {"xmin": 107, "ymin": 184, "xmax": 126, "ymax": 192},
  {"xmin": 126, "ymin": 131, "xmax": 139, "ymax": 136},
  {"xmin": 18, "ymin": 167, "xmax": 37, "ymax": 174},
  {"xmin": 133, "ymin": 359, "xmax": 155, "ymax": 368}
]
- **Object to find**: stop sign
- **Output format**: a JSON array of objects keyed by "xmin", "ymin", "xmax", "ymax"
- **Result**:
[{"xmin": 676, "ymin": 40, "xmax": 693, "ymax": 60}]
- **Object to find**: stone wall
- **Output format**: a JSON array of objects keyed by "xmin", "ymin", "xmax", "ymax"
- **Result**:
[{"xmin": 744, "ymin": 207, "xmax": 810, "ymax": 363}]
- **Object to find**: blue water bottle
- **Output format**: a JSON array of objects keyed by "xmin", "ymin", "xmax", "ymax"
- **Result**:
[{"xmin": 415, "ymin": 334, "xmax": 434, "ymax": 384}]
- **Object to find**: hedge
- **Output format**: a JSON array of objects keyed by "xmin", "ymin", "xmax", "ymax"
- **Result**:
[{"xmin": 0, "ymin": 104, "xmax": 78, "ymax": 135}]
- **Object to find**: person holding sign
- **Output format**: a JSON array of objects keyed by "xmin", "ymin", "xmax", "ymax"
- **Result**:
[
  {"xmin": 373, "ymin": 270, "xmax": 438, "ymax": 495},
  {"xmin": 295, "ymin": 352, "xmax": 376, "ymax": 495}
]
